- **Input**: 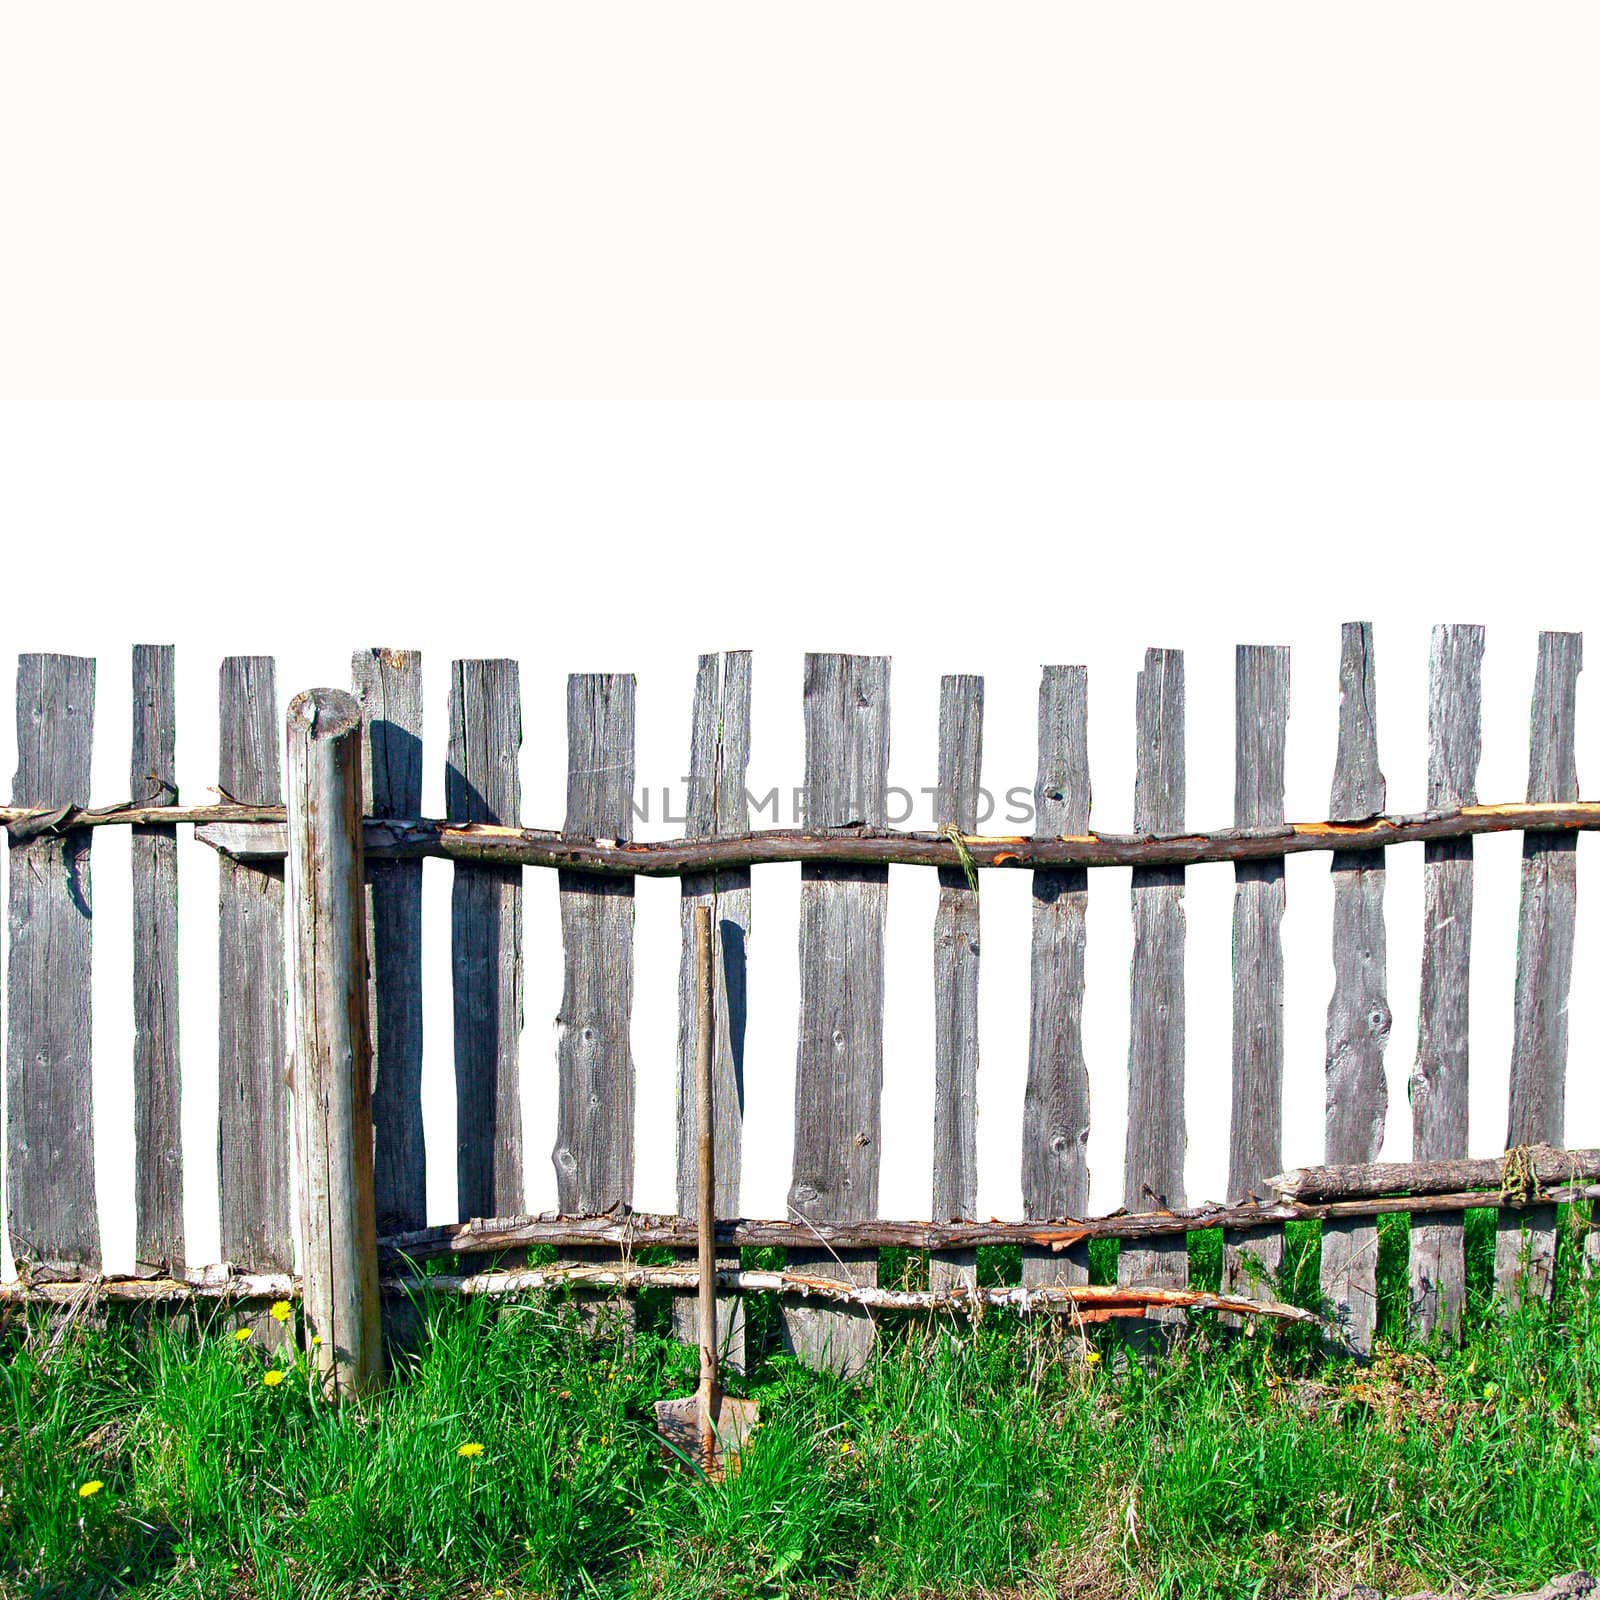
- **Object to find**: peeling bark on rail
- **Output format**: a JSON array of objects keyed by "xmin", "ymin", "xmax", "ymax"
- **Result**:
[{"xmin": 179, "ymin": 800, "xmax": 1600, "ymax": 872}]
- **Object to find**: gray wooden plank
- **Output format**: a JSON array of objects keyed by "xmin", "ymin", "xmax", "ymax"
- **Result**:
[
  {"xmin": 353, "ymin": 649, "xmax": 426, "ymax": 1236},
  {"xmin": 6, "ymin": 654, "xmax": 98, "ymax": 1275},
  {"xmin": 217, "ymin": 656, "xmax": 291, "ymax": 1272},
  {"xmin": 1411, "ymin": 623, "xmax": 1484, "ymax": 1341},
  {"xmin": 1321, "ymin": 622, "xmax": 1391, "ymax": 1355},
  {"xmin": 673, "ymin": 652, "xmax": 752, "ymax": 1368},
  {"xmin": 1022, "ymin": 665, "xmax": 1091, "ymax": 1291},
  {"xmin": 1225, "ymin": 645, "xmax": 1290, "ymax": 1302},
  {"xmin": 448, "ymin": 659, "xmax": 524, "ymax": 1220},
  {"xmin": 132, "ymin": 644, "xmax": 183, "ymax": 1273},
  {"xmin": 555, "ymin": 673, "xmax": 637, "ymax": 1212},
  {"xmin": 1500, "ymin": 630, "xmax": 1582, "ymax": 1304},
  {"xmin": 931, "ymin": 674, "xmax": 983, "ymax": 1294},
  {"xmin": 784, "ymin": 652, "xmax": 890, "ymax": 1376},
  {"xmin": 1121, "ymin": 648, "xmax": 1187, "ymax": 1312}
]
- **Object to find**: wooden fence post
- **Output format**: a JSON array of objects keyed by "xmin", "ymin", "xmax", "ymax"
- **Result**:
[{"xmin": 286, "ymin": 689, "xmax": 382, "ymax": 1398}]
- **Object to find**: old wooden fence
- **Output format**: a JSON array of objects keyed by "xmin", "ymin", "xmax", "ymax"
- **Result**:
[{"xmin": 3, "ymin": 631, "xmax": 1599, "ymax": 1390}]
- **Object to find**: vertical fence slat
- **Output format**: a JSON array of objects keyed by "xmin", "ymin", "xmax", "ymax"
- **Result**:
[
  {"xmin": 931, "ymin": 674, "xmax": 983, "ymax": 1294},
  {"xmin": 6, "ymin": 654, "xmax": 98, "ymax": 1275},
  {"xmin": 785, "ymin": 653, "xmax": 890, "ymax": 1375},
  {"xmin": 1500, "ymin": 630, "xmax": 1582, "ymax": 1303},
  {"xmin": 448, "ymin": 660, "xmax": 524, "ymax": 1220},
  {"xmin": 1022, "ymin": 666, "xmax": 1091, "ymax": 1290},
  {"xmin": 353, "ymin": 649, "xmax": 426, "ymax": 1236},
  {"xmin": 218, "ymin": 657, "xmax": 291, "ymax": 1273},
  {"xmin": 1321, "ymin": 622, "xmax": 1390, "ymax": 1354},
  {"xmin": 131, "ymin": 644, "xmax": 183, "ymax": 1273},
  {"xmin": 556, "ymin": 674, "xmax": 637, "ymax": 1212},
  {"xmin": 1121, "ymin": 647, "xmax": 1187, "ymax": 1312},
  {"xmin": 1410, "ymin": 623, "xmax": 1484, "ymax": 1340},
  {"xmin": 1225, "ymin": 644, "xmax": 1290, "ymax": 1302},
  {"xmin": 287, "ymin": 689, "xmax": 383, "ymax": 1397},
  {"xmin": 673, "ymin": 652, "xmax": 752, "ymax": 1367}
]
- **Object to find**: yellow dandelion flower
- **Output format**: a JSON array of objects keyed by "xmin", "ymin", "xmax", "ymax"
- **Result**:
[
  {"xmin": 839, "ymin": 1441, "xmax": 852, "ymax": 1455},
  {"xmin": 78, "ymin": 1480, "xmax": 105, "ymax": 1499},
  {"xmin": 457, "ymin": 1442, "xmax": 485, "ymax": 1459},
  {"xmin": 233, "ymin": 1327, "xmax": 253, "ymax": 1344},
  {"xmin": 269, "ymin": 1300, "xmax": 293, "ymax": 1323},
  {"xmin": 1084, "ymin": 1351, "xmax": 1103, "ymax": 1365},
  {"xmin": 262, "ymin": 1369, "xmax": 286, "ymax": 1388},
  {"xmin": 311, "ymin": 1335, "xmax": 323, "ymax": 1346}
]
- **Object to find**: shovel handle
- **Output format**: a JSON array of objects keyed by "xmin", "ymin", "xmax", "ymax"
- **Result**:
[{"xmin": 695, "ymin": 905, "xmax": 718, "ymax": 1396}]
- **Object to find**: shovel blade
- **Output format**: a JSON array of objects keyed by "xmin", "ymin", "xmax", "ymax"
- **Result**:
[{"xmin": 653, "ymin": 1392, "xmax": 760, "ymax": 1481}]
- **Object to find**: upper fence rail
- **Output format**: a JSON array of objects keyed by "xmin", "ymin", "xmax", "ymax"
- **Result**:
[{"xmin": 3, "ymin": 627, "xmax": 1597, "ymax": 1374}]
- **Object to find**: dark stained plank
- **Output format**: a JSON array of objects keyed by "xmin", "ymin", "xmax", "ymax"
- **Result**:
[
  {"xmin": 448, "ymin": 659, "xmax": 524, "ymax": 1219},
  {"xmin": 1121, "ymin": 648, "xmax": 1187, "ymax": 1312},
  {"xmin": 1320, "ymin": 622, "xmax": 1391, "ymax": 1355},
  {"xmin": 6, "ymin": 654, "xmax": 98, "ymax": 1275},
  {"xmin": 931, "ymin": 674, "xmax": 983, "ymax": 1294},
  {"xmin": 784, "ymin": 653, "xmax": 890, "ymax": 1376},
  {"xmin": 1225, "ymin": 645, "xmax": 1290, "ymax": 1301},
  {"xmin": 218, "ymin": 656, "xmax": 291, "ymax": 1272},
  {"xmin": 555, "ymin": 673, "xmax": 637, "ymax": 1213},
  {"xmin": 1022, "ymin": 665, "xmax": 1091, "ymax": 1290},
  {"xmin": 1500, "ymin": 631, "xmax": 1582, "ymax": 1304},
  {"xmin": 672, "ymin": 652, "xmax": 752, "ymax": 1367},
  {"xmin": 1411, "ymin": 623, "xmax": 1484, "ymax": 1341},
  {"xmin": 132, "ymin": 645, "xmax": 183, "ymax": 1273},
  {"xmin": 353, "ymin": 649, "xmax": 426, "ymax": 1236}
]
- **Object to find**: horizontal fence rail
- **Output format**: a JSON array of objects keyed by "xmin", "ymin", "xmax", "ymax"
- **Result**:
[{"xmin": 3, "ymin": 628, "xmax": 1599, "ymax": 1375}]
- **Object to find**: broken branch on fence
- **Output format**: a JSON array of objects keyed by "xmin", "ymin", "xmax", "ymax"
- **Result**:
[{"xmin": 0, "ymin": 1264, "xmax": 1321, "ymax": 1328}]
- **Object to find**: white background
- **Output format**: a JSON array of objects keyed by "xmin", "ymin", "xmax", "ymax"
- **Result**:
[
  {"xmin": 1, "ymin": 3, "xmax": 1597, "ymax": 1276},
  {"xmin": 1, "ymin": 402, "xmax": 1598, "ymax": 1276}
]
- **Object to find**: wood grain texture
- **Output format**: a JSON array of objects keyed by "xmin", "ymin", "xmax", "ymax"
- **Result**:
[
  {"xmin": 673, "ymin": 653, "xmax": 752, "ymax": 1367},
  {"xmin": 931, "ymin": 674, "xmax": 983, "ymax": 1294},
  {"xmin": 1022, "ymin": 665, "xmax": 1091, "ymax": 1290},
  {"xmin": 6, "ymin": 654, "xmax": 98, "ymax": 1274},
  {"xmin": 448, "ymin": 660, "xmax": 524, "ymax": 1220},
  {"xmin": 555, "ymin": 673, "xmax": 637, "ymax": 1213},
  {"xmin": 1500, "ymin": 631, "xmax": 1582, "ymax": 1303},
  {"xmin": 217, "ymin": 657, "xmax": 291, "ymax": 1273},
  {"xmin": 1321, "ymin": 622, "xmax": 1390, "ymax": 1355},
  {"xmin": 1411, "ymin": 623, "xmax": 1484, "ymax": 1341},
  {"xmin": 131, "ymin": 645, "xmax": 183, "ymax": 1272},
  {"xmin": 353, "ymin": 649, "xmax": 425, "ymax": 1236},
  {"xmin": 1225, "ymin": 645, "xmax": 1289, "ymax": 1300},
  {"xmin": 1121, "ymin": 648, "xmax": 1187, "ymax": 1305},
  {"xmin": 784, "ymin": 653, "xmax": 890, "ymax": 1376},
  {"xmin": 287, "ymin": 690, "xmax": 383, "ymax": 1396}
]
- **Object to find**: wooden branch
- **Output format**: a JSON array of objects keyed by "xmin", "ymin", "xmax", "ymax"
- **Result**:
[
  {"xmin": 187, "ymin": 800, "xmax": 1600, "ymax": 873},
  {"xmin": 1271, "ymin": 1144, "xmax": 1600, "ymax": 1203},
  {"xmin": 0, "ymin": 1264, "xmax": 1322, "ymax": 1327}
]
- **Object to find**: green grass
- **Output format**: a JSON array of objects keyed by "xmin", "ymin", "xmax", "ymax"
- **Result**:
[{"xmin": 4, "ymin": 1210, "xmax": 1598, "ymax": 1599}]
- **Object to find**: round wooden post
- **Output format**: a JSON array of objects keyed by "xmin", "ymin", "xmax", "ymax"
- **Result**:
[{"xmin": 286, "ymin": 689, "xmax": 383, "ymax": 1398}]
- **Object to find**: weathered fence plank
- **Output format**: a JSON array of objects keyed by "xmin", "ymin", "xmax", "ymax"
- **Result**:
[
  {"xmin": 448, "ymin": 660, "xmax": 524, "ymax": 1219},
  {"xmin": 1500, "ymin": 631, "xmax": 1582, "ymax": 1303},
  {"xmin": 556, "ymin": 674, "xmax": 637, "ymax": 1213},
  {"xmin": 1409, "ymin": 624, "xmax": 1484, "ymax": 1340},
  {"xmin": 1022, "ymin": 665, "xmax": 1092, "ymax": 1290},
  {"xmin": 1321, "ymin": 621, "xmax": 1390, "ymax": 1355},
  {"xmin": 353, "ymin": 649, "xmax": 425, "ymax": 1236},
  {"xmin": 785, "ymin": 653, "xmax": 890, "ymax": 1375},
  {"xmin": 931, "ymin": 674, "xmax": 983, "ymax": 1294},
  {"xmin": 287, "ymin": 689, "xmax": 383, "ymax": 1397},
  {"xmin": 673, "ymin": 652, "xmax": 751, "ymax": 1367},
  {"xmin": 1122, "ymin": 648, "xmax": 1187, "ymax": 1315},
  {"xmin": 6, "ymin": 654, "xmax": 98, "ymax": 1275},
  {"xmin": 217, "ymin": 657, "xmax": 291, "ymax": 1275},
  {"xmin": 1225, "ymin": 645, "xmax": 1290, "ymax": 1302},
  {"xmin": 132, "ymin": 644, "xmax": 183, "ymax": 1273}
]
